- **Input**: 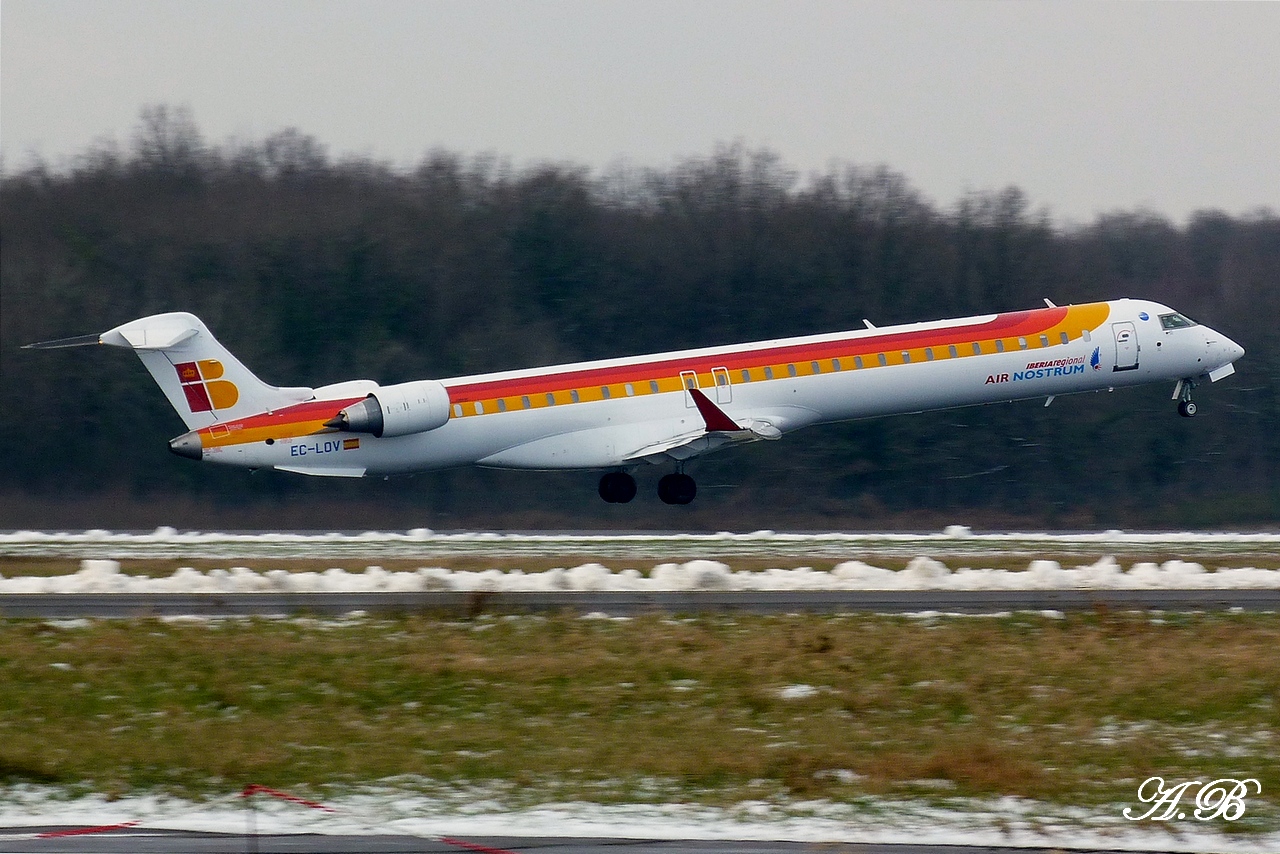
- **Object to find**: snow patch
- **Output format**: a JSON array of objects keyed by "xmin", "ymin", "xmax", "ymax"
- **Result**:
[
  {"xmin": 2, "ymin": 554, "xmax": 1275, "ymax": 595},
  {"xmin": 0, "ymin": 786, "xmax": 1272, "ymax": 852},
  {"xmin": 1, "ymin": 529, "xmax": 1277, "ymax": 595}
]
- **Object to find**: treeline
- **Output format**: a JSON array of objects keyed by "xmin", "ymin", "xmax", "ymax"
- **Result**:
[{"xmin": 2, "ymin": 108, "xmax": 1277, "ymax": 529}]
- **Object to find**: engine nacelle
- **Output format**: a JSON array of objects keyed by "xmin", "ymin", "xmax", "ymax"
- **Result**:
[{"xmin": 325, "ymin": 379, "xmax": 451, "ymax": 438}]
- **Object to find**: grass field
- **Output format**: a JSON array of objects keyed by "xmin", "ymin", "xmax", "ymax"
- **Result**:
[{"xmin": 1, "ymin": 611, "xmax": 1276, "ymax": 833}]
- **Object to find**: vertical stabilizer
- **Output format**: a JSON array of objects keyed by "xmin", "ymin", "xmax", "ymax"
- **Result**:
[{"xmin": 98, "ymin": 313, "xmax": 313, "ymax": 429}]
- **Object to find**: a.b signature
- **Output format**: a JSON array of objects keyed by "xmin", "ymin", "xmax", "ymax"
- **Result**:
[{"xmin": 1124, "ymin": 776, "xmax": 1261, "ymax": 821}]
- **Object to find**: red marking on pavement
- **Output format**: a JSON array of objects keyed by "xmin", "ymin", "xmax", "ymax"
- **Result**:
[
  {"xmin": 440, "ymin": 837, "xmax": 522, "ymax": 854},
  {"xmin": 36, "ymin": 821, "xmax": 139, "ymax": 838},
  {"xmin": 241, "ymin": 784, "xmax": 335, "ymax": 812}
]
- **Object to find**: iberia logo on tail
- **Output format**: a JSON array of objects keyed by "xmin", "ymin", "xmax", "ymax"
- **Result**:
[{"xmin": 174, "ymin": 360, "xmax": 238, "ymax": 412}]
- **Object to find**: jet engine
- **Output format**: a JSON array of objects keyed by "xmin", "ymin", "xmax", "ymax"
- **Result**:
[{"xmin": 324, "ymin": 379, "xmax": 451, "ymax": 438}]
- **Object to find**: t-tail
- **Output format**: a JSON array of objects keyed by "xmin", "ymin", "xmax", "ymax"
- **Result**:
[{"xmin": 24, "ymin": 312, "xmax": 314, "ymax": 436}]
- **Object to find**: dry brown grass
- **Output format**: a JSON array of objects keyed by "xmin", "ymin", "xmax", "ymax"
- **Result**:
[{"xmin": 0, "ymin": 612, "xmax": 1276, "ymax": 824}]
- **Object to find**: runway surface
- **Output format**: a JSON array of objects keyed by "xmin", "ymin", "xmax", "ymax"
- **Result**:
[
  {"xmin": 0, "ymin": 829, "xmax": 1164, "ymax": 854},
  {"xmin": 1, "ymin": 588, "xmax": 1277, "ymax": 618}
]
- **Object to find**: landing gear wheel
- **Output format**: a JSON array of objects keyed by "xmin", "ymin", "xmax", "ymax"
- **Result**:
[
  {"xmin": 1174, "ymin": 378, "xmax": 1198, "ymax": 418},
  {"xmin": 598, "ymin": 471, "xmax": 637, "ymax": 504},
  {"xmin": 657, "ymin": 473, "xmax": 697, "ymax": 505}
]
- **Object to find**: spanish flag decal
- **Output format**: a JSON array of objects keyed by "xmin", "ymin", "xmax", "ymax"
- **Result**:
[{"xmin": 343, "ymin": 438, "xmax": 360, "ymax": 450}]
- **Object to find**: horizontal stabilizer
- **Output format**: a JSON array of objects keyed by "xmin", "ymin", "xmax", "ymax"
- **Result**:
[{"xmin": 22, "ymin": 333, "xmax": 102, "ymax": 350}]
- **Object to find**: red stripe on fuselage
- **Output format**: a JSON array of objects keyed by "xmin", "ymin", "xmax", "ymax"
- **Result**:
[
  {"xmin": 445, "ymin": 308, "xmax": 1067, "ymax": 402},
  {"xmin": 233, "ymin": 397, "xmax": 364, "ymax": 429}
]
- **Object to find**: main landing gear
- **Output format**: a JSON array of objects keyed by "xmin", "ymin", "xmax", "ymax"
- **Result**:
[
  {"xmin": 598, "ymin": 471, "xmax": 637, "ymax": 504},
  {"xmin": 597, "ymin": 470, "xmax": 697, "ymax": 505},
  {"xmin": 1174, "ymin": 378, "xmax": 1198, "ymax": 418},
  {"xmin": 657, "ymin": 472, "xmax": 697, "ymax": 505}
]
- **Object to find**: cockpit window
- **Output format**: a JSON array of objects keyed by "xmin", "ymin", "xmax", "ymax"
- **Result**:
[{"xmin": 1159, "ymin": 312, "xmax": 1197, "ymax": 330}]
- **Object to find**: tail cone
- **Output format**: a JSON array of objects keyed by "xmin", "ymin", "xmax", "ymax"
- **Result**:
[{"xmin": 168, "ymin": 430, "xmax": 203, "ymax": 460}]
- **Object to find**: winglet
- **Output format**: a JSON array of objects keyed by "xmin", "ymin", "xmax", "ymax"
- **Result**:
[{"xmin": 687, "ymin": 387, "xmax": 740, "ymax": 432}]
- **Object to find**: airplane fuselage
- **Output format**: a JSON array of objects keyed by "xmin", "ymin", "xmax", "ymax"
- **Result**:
[
  {"xmin": 194, "ymin": 298, "xmax": 1241, "ymax": 476},
  {"xmin": 28, "ymin": 297, "xmax": 1244, "ymax": 504}
]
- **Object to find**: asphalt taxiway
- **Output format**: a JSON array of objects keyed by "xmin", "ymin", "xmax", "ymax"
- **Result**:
[{"xmin": 0, "ymin": 829, "xmax": 1154, "ymax": 854}]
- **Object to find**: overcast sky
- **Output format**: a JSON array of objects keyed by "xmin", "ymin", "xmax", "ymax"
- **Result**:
[{"xmin": 3, "ymin": 0, "xmax": 1277, "ymax": 224}]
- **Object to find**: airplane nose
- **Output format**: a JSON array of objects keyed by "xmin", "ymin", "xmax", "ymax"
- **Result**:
[{"xmin": 1224, "ymin": 336, "xmax": 1245, "ymax": 363}]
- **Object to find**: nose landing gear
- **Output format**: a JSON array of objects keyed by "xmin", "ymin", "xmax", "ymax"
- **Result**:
[{"xmin": 1173, "ymin": 379, "xmax": 1198, "ymax": 418}]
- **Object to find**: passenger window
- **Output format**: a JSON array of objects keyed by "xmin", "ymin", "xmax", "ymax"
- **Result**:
[
  {"xmin": 995, "ymin": 340, "xmax": 1005, "ymax": 353},
  {"xmin": 877, "ymin": 353, "xmax": 887, "ymax": 366},
  {"xmin": 624, "ymin": 383, "xmax": 634, "ymax": 397},
  {"xmin": 787, "ymin": 364, "xmax": 798, "ymax": 377},
  {"xmin": 832, "ymin": 358, "xmax": 841, "ymax": 371},
  {"xmin": 972, "ymin": 342, "xmax": 982, "ymax": 355},
  {"xmin": 1018, "ymin": 337, "xmax": 1028, "ymax": 350},
  {"xmin": 570, "ymin": 390, "xmax": 580, "ymax": 403},
  {"xmin": 474, "ymin": 402, "xmax": 484, "ymax": 415},
  {"xmin": 925, "ymin": 348, "xmax": 934, "ymax": 361},
  {"xmin": 854, "ymin": 356, "xmax": 864, "ymax": 369},
  {"xmin": 901, "ymin": 351, "xmax": 911, "ymax": 363},
  {"xmin": 1060, "ymin": 332, "xmax": 1069, "ymax": 345},
  {"xmin": 764, "ymin": 366, "xmax": 774, "ymax": 379},
  {"xmin": 741, "ymin": 369, "xmax": 751, "ymax": 383},
  {"xmin": 1040, "ymin": 334, "xmax": 1050, "ymax": 347},
  {"xmin": 546, "ymin": 393, "xmax": 556, "ymax": 406},
  {"xmin": 522, "ymin": 396, "xmax": 531, "ymax": 409},
  {"xmin": 948, "ymin": 345, "xmax": 958, "ymax": 358},
  {"xmin": 649, "ymin": 380, "xmax": 659, "ymax": 394},
  {"xmin": 601, "ymin": 386, "xmax": 611, "ymax": 399},
  {"xmin": 453, "ymin": 404, "xmax": 463, "ymax": 417},
  {"xmin": 811, "ymin": 360, "xmax": 820, "ymax": 374},
  {"xmin": 497, "ymin": 399, "xmax": 507, "ymax": 412},
  {"xmin": 1083, "ymin": 329, "xmax": 1092, "ymax": 342}
]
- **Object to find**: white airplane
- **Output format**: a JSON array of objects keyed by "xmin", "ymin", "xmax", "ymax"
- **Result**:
[{"xmin": 26, "ymin": 298, "xmax": 1243, "ymax": 504}]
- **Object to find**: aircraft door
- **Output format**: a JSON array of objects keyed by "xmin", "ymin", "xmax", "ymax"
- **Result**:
[
  {"xmin": 711, "ymin": 366, "xmax": 732, "ymax": 404},
  {"xmin": 680, "ymin": 370, "xmax": 699, "ymax": 408},
  {"xmin": 1112, "ymin": 322, "xmax": 1139, "ymax": 372}
]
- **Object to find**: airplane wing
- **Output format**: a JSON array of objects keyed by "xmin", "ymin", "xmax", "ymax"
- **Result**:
[
  {"xmin": 621, "ymin": 388, "xmax": 781, "ymax": 464},
  {"xmin": 475, "ymin": 387, "xmax": 785, "ymax": 469}
]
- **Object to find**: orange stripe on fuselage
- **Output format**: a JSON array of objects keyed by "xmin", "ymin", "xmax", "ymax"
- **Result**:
[
  {"xmin": 199, "ymin": 396, "xmax": 363, "ymax": 449},
  {"xmin": 445, "ymin": 304, "xmax": 1109, "ymax": 412},
  {"xmin": 200, "ymin": 303, "xmax": 1112, "ymax": 444}
]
